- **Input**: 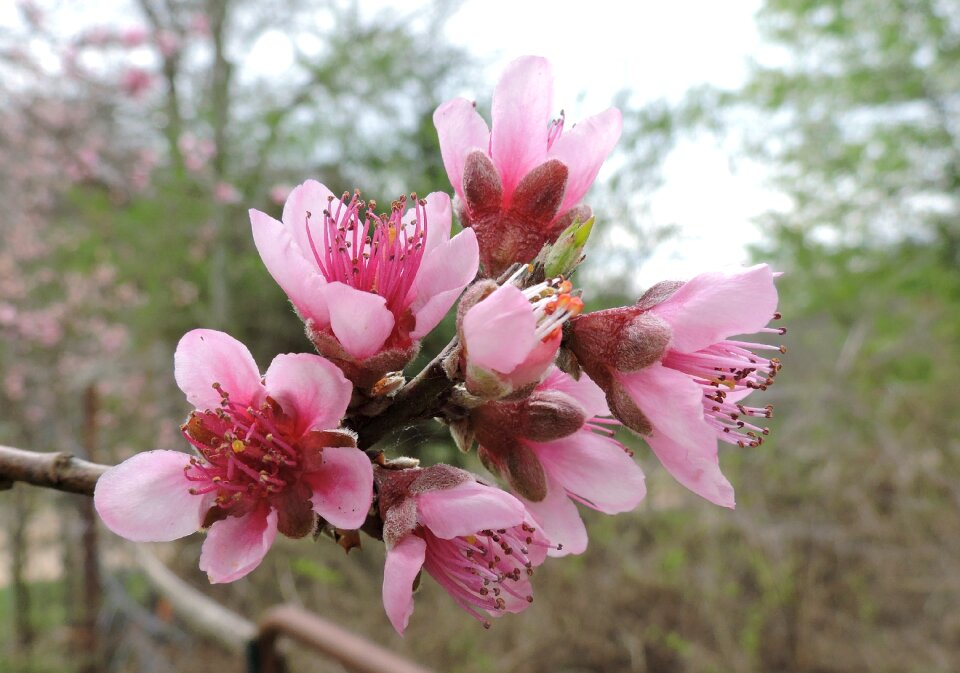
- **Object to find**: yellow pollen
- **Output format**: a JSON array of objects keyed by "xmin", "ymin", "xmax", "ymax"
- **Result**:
[
  {"xmin": 464, "ymin": 535, "xmax": 478, "ymax": 545},
  {"xmin": 231, "ymin": 439, "xmax": 246, "ymax": 453}
]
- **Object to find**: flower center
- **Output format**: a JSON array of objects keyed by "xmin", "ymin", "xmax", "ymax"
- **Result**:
[
  {"xmin": 420, "ymin": 522, "xmax": 551, "ymax": 628},
  {"xmin": 181, "ymin": 384, "xmax": 302, "ymax": 513},
  {"xmin": 663, "ymin": 316, "xmax": 786, "ymax": 448},
  {"xmin": 304, "ymin": 190, "xmax": 428, "ymax": 319}
]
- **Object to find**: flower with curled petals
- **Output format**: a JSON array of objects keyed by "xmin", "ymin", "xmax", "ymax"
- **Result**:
[
  {"xmin": 94, "ymin": 329, "xmax": 374, "ymax": 584},
  {"xmin": 468, "ymin": 367, "xmax": 646, "ymax": 556},
  {"xmin": 434, "ymin": 55, "xmax": 622, "ymax": 277},
  {"xmin": 567, "ymin": 264, "xmax": 784, "ymax": 508},
  {"xmin": 250, "ymin": 182, "xmax": 479, "ymax": 389},
  {"xmin": 376, "ymin": 464, "xmax": 551, "ymax": 634}
]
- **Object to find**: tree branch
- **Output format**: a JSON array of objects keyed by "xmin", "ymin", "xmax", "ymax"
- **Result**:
[
  {"xmin": 0, "ymin": 445, "xmax": 109, "ymax": 496},
  {"xmin": 354, "ymin": 339, "xmax": 458, "ymax": 450}
]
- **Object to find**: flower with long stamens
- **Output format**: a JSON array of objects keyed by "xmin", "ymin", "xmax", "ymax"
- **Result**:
[
  {"xmin": 94, "ymin": 329, "xmax": 373, "ymax": 583},
  {"xmin": 376, "ymin": 464, "xmax": 551, "ymax": 634},
  {"xmin": 468, "ymin": 368, "xmax": 646, "ymax": 555},
  {"xmin": 434, "ymin": 55, "xmax": 622, "ymax": 277},
  {"xmin": 566, "ymin": 264, "xmax": 783, "ymax": 508},
  {"xmin": 457, "ymin": 268, "xmax": 584, "ymax": 398},
  {"xmin": 250, "ymin": 181, "xmax": 479, "ymax": 388}
]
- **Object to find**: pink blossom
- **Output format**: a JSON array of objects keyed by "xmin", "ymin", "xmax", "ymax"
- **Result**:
[
  {"xmin": 250, "ymin": 181, "xmax": 479, "ymax": 388},
  {"xmin": 189, "ymin": 13, "xmax": 211, "ymax": 37},
  {"xmin": 567, "ymin": 264, "xmax": 783, "ymax": 508},
  {"xmin": 458, "ymin": 272, "xmax": 583, "ymax": 398},
  {"xmin": 434, "ymin": 55, "xmax": 622, "ymax": 277},
  {"xmin": 214, "ymin": 181, "xmax": 240, "ymax": 204},
  {"xmin": 269, "ymin": 184, "xmax": 292, "ymax": 205},
  {"xmin": 120, "ymin": 68, "xmax": 153, "ymax": 98},
  {"xmin": 0, "ymin": 302, "xmax": 17, "ymax": 326},
  {"xmin": 155, "ymin": 30, "xmax": 180, "ymax": 58},
  {"xmin": 469, "ymin": 368, "xmax": 646, "ymax": 555},
  {"xmin": 121, "ymin": 27, "xmax": 149, "ymax": 48},
  {"xmin": 94, "ymin": 329, "xmax": 374, "ymax": 583},
  {"xmin": 376, "ymin": 465, "xmax": 550, "ymax": 634},
  {"xmin": 179, "ymin": 134, "xmax": 216, "ymax": 173}
]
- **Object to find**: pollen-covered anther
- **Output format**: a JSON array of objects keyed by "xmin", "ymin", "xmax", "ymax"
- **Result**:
[
  {"xmin": 663, "ymin": 316, "xmax": 785, "ymax": 447},
  {"xmin": 515, "ymin": 273, "xmax": 584, "ymax": 341}
]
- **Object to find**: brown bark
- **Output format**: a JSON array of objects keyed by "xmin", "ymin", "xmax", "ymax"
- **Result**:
[{"xmin": 0, "ymin": 445, "xmax": 109, "ymax": 496}]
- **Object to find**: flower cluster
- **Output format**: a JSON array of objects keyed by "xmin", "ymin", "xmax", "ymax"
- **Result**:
[{"xmin": 94, "ymin": 56, "xmax": 785, "ymax": 635}]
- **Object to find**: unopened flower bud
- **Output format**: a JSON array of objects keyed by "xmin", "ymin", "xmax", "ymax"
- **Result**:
[{"xmin": 542, "ymin": 216, "xmax": 594, "ymax": 278}]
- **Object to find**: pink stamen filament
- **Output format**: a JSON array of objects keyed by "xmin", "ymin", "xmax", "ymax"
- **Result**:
[
  {"xmin": 181, "ymin": 386, "xmax": 314, "ymax": 516},
  {"xmin": 418, "ymin": 522, "xmax": 544, "ymax": 627},
  {"xmin": 547, "ymin": 110, "xmax": 565, "ymax": 150},
  {"xmin": 304, "ymin": 191, "xmax": 428, "ymax": 321},
  {"xmin": 663, "ymin": 323, "xmax": 784, "ymax": 447}
]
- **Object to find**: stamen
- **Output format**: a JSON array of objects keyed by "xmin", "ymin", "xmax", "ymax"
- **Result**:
[{"xmin": 303, "ymin": 190, "xmax": 430, "ymax": 324}]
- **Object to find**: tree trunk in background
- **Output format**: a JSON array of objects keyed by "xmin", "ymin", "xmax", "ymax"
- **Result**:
[
  {"xmin": 208, "ymin": 0, "xmax": 233, "ymax": 329},
  {"xmin": 77, "ymin": 385, "xmax": 102, "ymax": 673},
  {"xmin": 10, "ymin": 487, "xmax": 35, "ymax": 661}
]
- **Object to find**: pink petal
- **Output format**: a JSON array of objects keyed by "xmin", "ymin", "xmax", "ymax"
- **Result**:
[
  {"xmin": 280, "ymin": 179, "xmax": 339, "ymax": 261},
  {"xmin": 416, "ymin": 481, "xmax": 525, "ymax": 539},
  {"xmin": 174, "ymin": 329, "xmax": 263, "ymax": 410},
  {"xmin": 199, "ymin": 506, "xmax": 278, "ymax": 584},
  {"xmin": 618, "ymin": 365, "xmax": 734, "ymax": 507},
  {"xmin": 303, "ymin": 446, "xmax": 374, "ymax": 530},
  {"xmin": 263, "ymin": 353, "xmax": 351, "ymax": 435},
  {"xmin": 548, "ymin": 107, "xmax": 623, "ymax": 212},
  {"xmin": 618, "ymin": 364, "xmax": 709, "ymax": 445},
  {"xmin": 433, "ymin": 98, "xmax": 491, "ymax": 203},
  {"xmin": 538, "ymin": 368, "xmax": 610, "ymax": 418},
  {"xmin": 490, "ymin": 56, "xmax": 553, "ymax": 199},
  {"xmin": 323, "ymin": 281, "xmax": 396, "ymax": 359},
  {"xmin": 409, "ymin": 228, "xmax": 479, "ymax": 340},
  {"xmin": 502, "ymin": 329, "xmax": 560, "ymax": 389},
  {"xmin": 646, "ymin": 431, "xmax": 735, "ymax": 508},
  {"xmin": 382, "ymin": 533, "xmax": 426, "ymax": 635},
  {"xmin": 519, "ymin": 478, "xmax": 587, "ymax": 557},
  {"xmin": 462, "ymin": 283, "xmax": 538, "ymax": 373},
  {"xmin": 528, "ymin": 431, "xmax": 647, "ymax": 514},
  {"xmin": 94, "ymin": 450, "xmax": 209, "ymax": 542},
  {"xmin": 250, "ymin": 208, "xmax": 330, "ymax": 326},
  {"xmin": 650, "ymin": 264, "xmax": 779, "ymax": 353},
  {"xmin": 412, "ymin": 191, "xmax": 453, "ymax": 253}
]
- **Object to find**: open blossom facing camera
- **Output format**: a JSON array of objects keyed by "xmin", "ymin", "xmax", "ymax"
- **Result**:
[
  {"xmin": 467, "ymin": 368, "xmax": 646, "ymax": 555},
  {"xmin": 434, "ymin": 56, "xmax": 622, "ymax": 277},
  {"xmin": 376, "ymin": 464, "xmax": 550, "ymax": 634},
  {"xmin": 567, "ymin": 264, "xmax": 783, "ymax": 508},
  {"xmin": 250, "ymin": 181, "xmax": 479, "ymax": 388},
  {"xmin": 94, "ymin": 329, "xmax": 373, "ymax": 583}
]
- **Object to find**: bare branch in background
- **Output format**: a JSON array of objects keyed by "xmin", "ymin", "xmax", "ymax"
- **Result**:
[{"xmin": 0, "ymin": 445, "xmax": 109, "ymax": 496}]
